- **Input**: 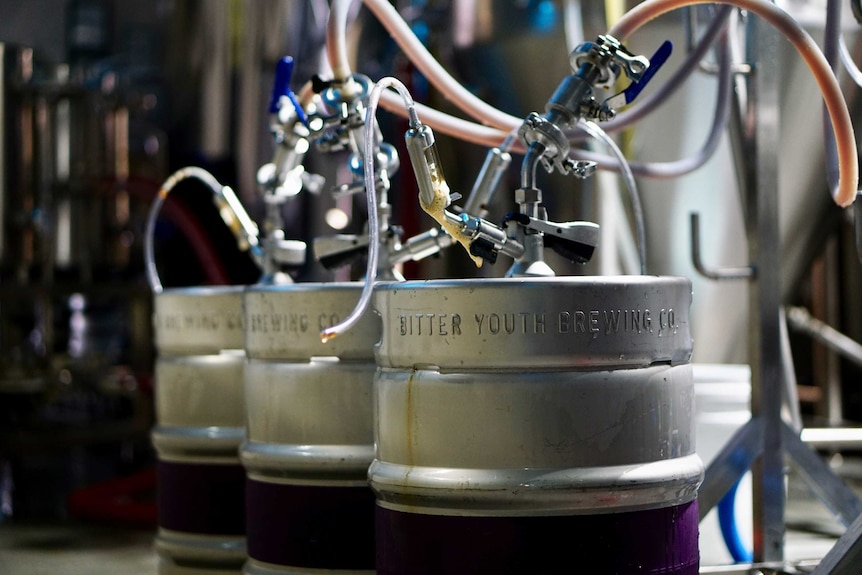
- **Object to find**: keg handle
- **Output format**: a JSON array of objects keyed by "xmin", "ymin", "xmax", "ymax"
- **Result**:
[{"xmin": 144, "ymin": 167, "xmax": 263, "ymax": 293}]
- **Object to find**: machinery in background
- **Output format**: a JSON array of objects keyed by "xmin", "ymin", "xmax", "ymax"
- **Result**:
[{"xmin": 0, "ymin": 34, "xmax": 166, "ymax": 521}]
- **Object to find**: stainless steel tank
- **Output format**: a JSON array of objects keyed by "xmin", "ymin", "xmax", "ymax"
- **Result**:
[
  {"xmin": 241, "ymin": 283, "xmax": 378, "ymax": 574},
  {"xmin": 371, "ymin": 276, "xmax": 702, "ymax": 574},
  {"xmin": 152, "ymin": 286, "xmax": 247, "ymax": 574}
]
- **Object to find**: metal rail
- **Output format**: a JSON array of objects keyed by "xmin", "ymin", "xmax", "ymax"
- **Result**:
[{"xmin": 695, "ymin": 15, "xmax": 862, "ymax": 573}]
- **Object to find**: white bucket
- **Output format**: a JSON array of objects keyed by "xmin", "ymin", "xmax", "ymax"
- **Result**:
[{"xmin": 693, "ymin": 363, "xmax": 753, "ymax": 566}]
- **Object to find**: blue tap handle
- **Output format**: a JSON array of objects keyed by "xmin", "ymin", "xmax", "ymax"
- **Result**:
[
  {"xmin": 268, "ymin": 56, "xmax": 294, "ymax": 113},
  {"xmin": 622, "ymin": 40, "xmax": 673, "ymax": 105},
  {"xmin": 269, "ymin": 56, "xmax": 309, "ymax": 126}
]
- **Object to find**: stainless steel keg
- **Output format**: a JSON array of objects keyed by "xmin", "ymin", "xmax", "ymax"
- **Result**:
[
  {"xmin": 371, "ymin": 276, "xmax": 703, "ymax": 575},
  {"xmin": 241, "ymin": 282, "xmax": 379, "ymax": 575},
  {"xmin": 152, "ymin": 286, "xmax": 247, "ymax": 574}
]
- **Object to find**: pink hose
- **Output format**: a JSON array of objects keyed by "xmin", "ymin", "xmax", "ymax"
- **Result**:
[{"xmin": 609, "ymin": 0, "xmax": 858, "ymax": 207}]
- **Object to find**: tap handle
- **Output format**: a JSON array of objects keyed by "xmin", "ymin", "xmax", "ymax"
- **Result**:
[{"xmin": 269, "ymin": 56, "xmax": 308, "ymax": 125}]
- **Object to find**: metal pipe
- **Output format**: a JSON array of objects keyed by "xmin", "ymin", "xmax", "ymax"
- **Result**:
[
  {"xmin": 749, "ymin": 16, "xmax": 785, "ymax": 563},
  {"xmin": 519, "ymin": 142, "xmax": 544, "ymax": 191},
  {"xmin": 690, "ymin": 213, "xmax": 754, "ymax": 280},
  {"xmin": 390, "ymin": 227, "xmax": 453, "ymax": 265},
  {"xmin": 801, "ymin": 427, "xmax": 862, "ymax": 450},
  {"xmin": 785, "ymin": 305, "xmax": 862, "ymax": 369},
  {"xmin": 462, "ymin": 146, "xmax": 511, "ymax": 219}
]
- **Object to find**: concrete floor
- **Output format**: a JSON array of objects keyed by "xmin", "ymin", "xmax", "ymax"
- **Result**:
[
  {"xmin": 0, "ymin": 521, "xmax": 159, "ymax": 575},
  {"xmin": 0, "ymin": 519, "xmax": 843, "ymax": 575},
  {"xmin": 0, "ymin": 463, "xmax": 856, "ymax": 574}
]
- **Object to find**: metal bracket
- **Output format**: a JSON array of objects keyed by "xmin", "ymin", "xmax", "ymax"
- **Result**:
[
  {"xmin": 699, "ymin": 417, "xmax": 862, "ymax": 538},
  {"xmin": 811, "ymin": 508, "xmax": 862, "ymax": 574},
  {"xmin": 785, "ymin": 305, "xmax": 862, "ymax": 369},
  {"xmin": 690, "ymin": 212, "xmax": 755, "ymax": 280},
  {"xmin": 684, "ymin": 6, "xmax": 753, "ymax": 76}
]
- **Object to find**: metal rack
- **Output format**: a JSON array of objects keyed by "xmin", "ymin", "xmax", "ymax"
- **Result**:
[{"xmin": 694, "ymin": 17, "xmax": 862, "ymax": 574}]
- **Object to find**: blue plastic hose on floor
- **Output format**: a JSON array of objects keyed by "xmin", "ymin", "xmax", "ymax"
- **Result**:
[{"xmin": 718, "ymin": 478, "xmax": 753, "ymax": 563}]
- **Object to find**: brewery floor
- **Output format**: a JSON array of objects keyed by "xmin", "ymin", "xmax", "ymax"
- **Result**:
[
  {"xmin": 0, "ymin": 462, "xmax": 860, "ymax": 574},
  {"xmin": 0, "ymin": 520, "xmax": 158, "ymax": 574}
]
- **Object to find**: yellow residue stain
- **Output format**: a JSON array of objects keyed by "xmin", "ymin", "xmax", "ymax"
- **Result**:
[
  {"xmin": 319, "ymin": 330, "xmax": 335, "ymax": 343},
  {"xmin": 405, "ymin": 369, "xmax": 415, "ymax": 468},
  {"xmin": 419, "ymin": 179, "xmax": 483, "ymax": 268}
]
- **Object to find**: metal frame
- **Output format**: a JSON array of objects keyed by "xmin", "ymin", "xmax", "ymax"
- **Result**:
[{"xmin": 693, "ymin": 16, "xmax": 862, "ymax": 574}]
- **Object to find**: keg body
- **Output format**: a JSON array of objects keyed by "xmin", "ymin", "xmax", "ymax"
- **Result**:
[
  {"xmin": 152, "ymin": 287, "xmax": 247, "ymax": 574},
  {"xmin": 371, "ymin": 277, "xmax": 702, "ymax": 575},
  {"xmin": 241, "ymin": 283, "xmax": 379, "ymax": 575}
]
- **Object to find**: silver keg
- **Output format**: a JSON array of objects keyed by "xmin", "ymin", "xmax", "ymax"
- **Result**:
[
  {"xmin": 152, "ymin": 286, "xmax": 247, "ymax": 574},
  {"xmin": 371, "ymin": 276, "xmax": 703, "ymax": 575},
  {"xmin": 241, "ymin": 282, "xmax": 379, "ymax": 575}
]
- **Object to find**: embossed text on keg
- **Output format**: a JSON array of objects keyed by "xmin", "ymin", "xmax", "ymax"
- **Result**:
[
  {"xmin": 155, "ymin": 312, "xmax": 243, "ymax": 332},
  {"xmin": 399, "ymin": 313, "xmax": 462, "ymax": 336},
  {"xmin": 557, "ymin": 308, "xmax": 679, "ymax": 336},
  {"xmin": 396, "ymin": 308, "xmax": 678, "ymax": 338},
  {"xmin": 246, "ymin": 312, "xmax": 344, "ymax": 334},
  {"xmin": 247, "ymin": 312, "xmax": 310, "ymax": 334},
  {"xmin": 474, "ymin": 313, "xmax": 546, "ymax": 335},
  {"xmin": 317, "ymin": 312, "xmax": 342, "ymax": 331}
]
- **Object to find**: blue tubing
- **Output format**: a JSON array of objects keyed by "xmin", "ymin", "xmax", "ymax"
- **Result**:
[{"xmin": 717, "ymin": 478, "xmax": 753, "ymax": 563}]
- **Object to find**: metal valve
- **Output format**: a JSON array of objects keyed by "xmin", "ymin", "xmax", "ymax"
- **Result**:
[
  {"xmin": 570, "ymin": 35, "xmax": 649, "ymax": 88},
  {"xmin": 255, "ymin": 54, "xmax": 326, "ymax": 282}
]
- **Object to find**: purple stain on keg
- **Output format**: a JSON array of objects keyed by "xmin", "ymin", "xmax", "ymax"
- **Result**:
[
  {"xmin": 157, "ymin": 461, "xmax": 246, "ymax": 536},
  {"xmin": 245, "ymin": 478, "xmax": 376, "ymax": 569},
  {"xmin": 376, "ymin": 501, "xmax": 699, "ymax": 575}
]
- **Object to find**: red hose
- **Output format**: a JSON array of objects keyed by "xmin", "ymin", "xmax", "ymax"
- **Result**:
[{"xmin": 66, "ymin": 466, "xmax": 157, "ymax": 527}]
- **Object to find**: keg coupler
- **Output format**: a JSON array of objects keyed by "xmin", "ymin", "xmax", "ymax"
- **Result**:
[{"xmin": 404, "ymin": 34, "xmax": 671, "ymax": 278}]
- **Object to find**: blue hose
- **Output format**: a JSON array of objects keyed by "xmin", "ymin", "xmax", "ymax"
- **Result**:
[{"xmin": 717, "ymin": 478, "xmax": 753, "ymax": 563}]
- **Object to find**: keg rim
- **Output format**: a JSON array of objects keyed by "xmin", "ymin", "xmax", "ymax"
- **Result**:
[
  {"xmin": 373, "ymin": 274, "xmax": 693, "ymax": 369},
  {"xmin": 245, "ymin": 280, "xmax": 402, "ymax": 295},
  {"xmin": 158, "ymin": 284, "xmax": 247, "ymax": 297},
  {"xmin": 373, "ymin": 275, "xmax": 691, "ymax": 291}
]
